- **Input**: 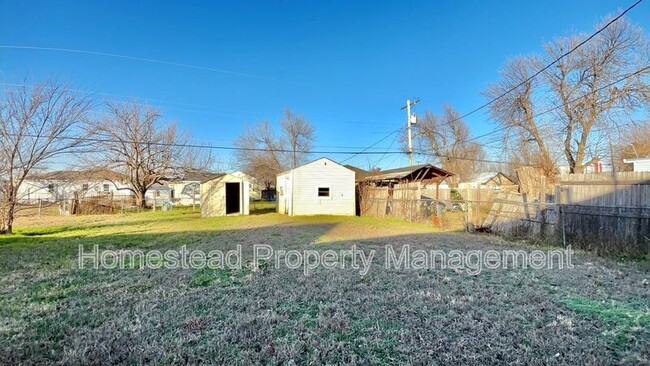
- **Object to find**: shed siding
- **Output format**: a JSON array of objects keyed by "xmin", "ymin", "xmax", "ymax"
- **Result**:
[
  {"xmin": 200, "ymin": 174, "xmax": 250, "ymax": 217},
  {"xmin": 277, "ymin": 158, "xmax": 355, "ymax": 216}
]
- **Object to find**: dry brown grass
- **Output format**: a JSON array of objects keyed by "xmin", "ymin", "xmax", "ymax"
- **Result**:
[{"xmin": 0, "ymin": 208, "xmax": 648, "ymax": 364}]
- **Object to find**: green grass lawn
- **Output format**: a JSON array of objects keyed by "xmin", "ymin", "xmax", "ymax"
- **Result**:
[{"xmin": 1, "ymin": 208, "xmax": 648, "ymax": 364}]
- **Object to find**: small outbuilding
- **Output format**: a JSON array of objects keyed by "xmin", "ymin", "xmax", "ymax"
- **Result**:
[
  {"xmin": 458, "ymin": 172, "xmax": 516, "ymax": 190},
  {"xmin": 623, "ymin": 156, "xmax": 650, "ymax": 172},
  {"xmin": 277, "ymin": 157, "xmax": 355, "ymax": 216},
  {"xmin": 200, "ymin": 174, "xmax": 250, "ymax": 217}
]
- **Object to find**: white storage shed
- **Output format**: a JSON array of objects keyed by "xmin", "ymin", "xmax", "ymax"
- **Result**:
[
  {"xmin": 277, "ymin": 158, "xmax": 355, "ymax": 216},
  {"xmin": 200, "ymin": 174, "xmax": 250, "ymax": 217}
]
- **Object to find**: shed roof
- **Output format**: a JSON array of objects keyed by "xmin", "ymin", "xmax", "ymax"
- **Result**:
[{"xmin": 278, "ymin": 157, "xmax": 352, "ymax": 176}]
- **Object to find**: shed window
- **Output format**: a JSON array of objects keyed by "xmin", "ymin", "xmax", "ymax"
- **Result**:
[
  {"xmin": 103, "ymin": 184, "xmax": 110, "ymax": 192},
  {"xmin": 317, "ymin": 187, "xmax": 330, "ymax": 197}
]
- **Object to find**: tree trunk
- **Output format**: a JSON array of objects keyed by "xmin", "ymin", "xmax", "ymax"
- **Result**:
[
  {"xmin": 136, "ymin": 190, "xmax": 147, "ymax": 209},
  {"xmin": 0, "ymin": 196, "xmax": 16, "ymax": 235}
]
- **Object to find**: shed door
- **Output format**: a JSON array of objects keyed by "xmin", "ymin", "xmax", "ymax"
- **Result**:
[{"xmin": 225, "ymin": 182, "xmax": 241, "ymax": 214}]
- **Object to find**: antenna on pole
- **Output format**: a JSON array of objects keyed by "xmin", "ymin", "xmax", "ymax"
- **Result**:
[{"xmin": 401, "ymin": 98, "xmax": 420, "ymax": 166}]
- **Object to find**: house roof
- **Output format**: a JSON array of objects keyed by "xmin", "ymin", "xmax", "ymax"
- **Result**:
[
  {"xmin": 200, "ymin": 173, "xmax": 228, "ymax": 184},
  {"xmin": 623, "ymin": 156, "xmax": 650, "ymax": 163},
  {"xmin": 147, "ymin": 185, "xmax": 172, "ymax": 191},
  {"xmin": 277, "ymin": 157, "xmax": 352, "ymax": 176},
  {"xmin": 27, "ymin": 168, "xmax": 126, "ymax": 182},
  {"xmin": 170, "ymin": 170, "xmax": 222, "ymax": 182},
  {"xmin": 462, "ymin": 172, "xmax": 513, "ymax": 185},
  {"xmin": 364, "ymin": 164, "xmax": 453, "ymax": 183}
]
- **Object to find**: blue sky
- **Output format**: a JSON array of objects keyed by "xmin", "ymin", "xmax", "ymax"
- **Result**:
[{"xmin": 1, "ymin": 0, "xmax": 649, "ymax": 171}]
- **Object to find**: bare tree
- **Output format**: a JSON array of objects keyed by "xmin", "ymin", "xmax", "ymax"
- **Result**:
[
  {"xmin": 484, "ymin": 56, "xmax": 558, "ymax": 178},
  {"xmin": 233, "ymin": 120, "xmax": 285, "ymax": 190},
  {"xmin": 89, "ymin": 101, "xmax": 210, "ymax": 208},
  {"xmin": 411, "ymin": 105, "xmax": 485, "ymax": 184},
  {"xmin": 0, "ymin": 82, "xmax": 92, "ymax": 234},
  {"xmin": 487, "ymin": 15, "xmax": 650, "ymax": 175},
  {"xmin": 281, "ymin": 108, "xmax": 314, "ymax": 169},
  {"xmin": 234, "ymin": 108, "xmax": 314, "ymax": 189}
]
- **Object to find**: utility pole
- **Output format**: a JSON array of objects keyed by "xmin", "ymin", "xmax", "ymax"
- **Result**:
[{"xmin": 401, "ymin": 98, "xmax": 420, "ymax": 166}]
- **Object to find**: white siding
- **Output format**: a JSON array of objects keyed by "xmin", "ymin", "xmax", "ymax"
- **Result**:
[
  {"xmin": 633, "ymin": 160, "xmax": 650, "ymax": 172},
  {"xmin": 169, "ymin": 181, "xmax": 201, "ymax": 206},
  {"xmin": 17, "ymin": 179, "xmax": 132, "ymax": 203},
  {"xmin": 277, "ymin": 158, "xmax": 355, "ymax": 216}
]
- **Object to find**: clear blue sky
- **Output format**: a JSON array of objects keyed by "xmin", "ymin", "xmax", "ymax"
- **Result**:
[{"xmin": 1, "ymin": 0, "xmax": 648, "ymax": 171}]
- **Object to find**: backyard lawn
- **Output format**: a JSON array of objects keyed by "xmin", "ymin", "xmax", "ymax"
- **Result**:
[{"xmin": 0, "ymin": 207, "xmax": 648, "ymax": 364}]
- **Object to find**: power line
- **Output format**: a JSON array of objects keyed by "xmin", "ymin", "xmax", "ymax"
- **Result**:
[
  {"xmin": 373, "ymin": 129, "xmax": 402, "ymax": 167},
  {"xmin": 463, "ymin": 65, "xmax": 650, "ymax": 144},
  {"xmin": 0, "ymin": 45, "xmax": 304, "ymax": 84},
  {"xmin": 430, "ymin": 0, "xmax": 644, "ymax": 130},
  {"xmin": 5, "ymin": 128, "xmax": 514, "ymax": 165},
  {"xmin": 340, "ymin": 126, "xmax": 404, "ymax": 163},
  {"xmin": 1, "ymin": 82, "xmax": 407, "ymax": 129}
]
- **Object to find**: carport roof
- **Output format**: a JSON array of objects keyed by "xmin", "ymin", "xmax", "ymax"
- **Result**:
[{"xmin": 363, "ymin": 164, "xmax": 453, "ymax": 183}]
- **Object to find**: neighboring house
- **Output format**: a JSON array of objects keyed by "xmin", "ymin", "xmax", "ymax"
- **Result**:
[
  {"xmin": 277, "ymin": 157, "xmax": 355, "ymax": 216},
  {"xmin": 168, "ymin": 171, "xmax": 220, "ymax": 206},
  {"xmin": 144, "ymin": 185, "xmax": 173, "ymax": 206},
  {"xmin": 17, "ymin": 170, "xmax": 132, "ymax": 204},
  {"xmin": 458, "ymin": 172, "xmax": 515, "ymax": 190},
  {"xmin": 623, "ymin": 157, "xmax": 650, "ymax": 172},
  {"xmin": 230, "ymin": 171, "xmax": 261, "ymax": 200},
  {"xmin": 200, "ymin": 174, "xmax": 250, "ymax": 217},
  {"xmin": 558, "ymin": 159, "xmax": 611, "ymax": 174}
]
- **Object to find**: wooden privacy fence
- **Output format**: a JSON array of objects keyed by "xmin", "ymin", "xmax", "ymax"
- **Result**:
[
  {"xmin": 484, "ymin": 191, "xmax": 556, "ymax": 239},
  {"xmin": 358, "ymin": 172, "xmax": 648, "ymax": 256},
  {"xmin": 484, "ymin": 172, "xmax": 649, "ymax": 256},
  {"xmin": 556, "ymin": 172, "xmax": 650, "ymax": 256}
]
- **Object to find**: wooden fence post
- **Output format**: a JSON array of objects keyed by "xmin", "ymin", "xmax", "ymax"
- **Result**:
[{"xmin": 554, "ymin": 184, "xmax": 565, "ymax": 246}]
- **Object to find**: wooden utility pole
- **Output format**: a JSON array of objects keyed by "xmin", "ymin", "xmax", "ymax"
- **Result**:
[{"xmin": 401, "ymin": 98, "xmax": 420, "ymax": 166}]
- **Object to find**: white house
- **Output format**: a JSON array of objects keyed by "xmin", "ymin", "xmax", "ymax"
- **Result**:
[
  {"xmin": 623, "ymin": 157, "xmax": 650, "ymax": 172},
  {"xmin": 17, "ymin": 170, "xmax": 133, "ymax": 204},
  {"xmin": 277, "ymin": 157, "xmax": 355, "ymax": 216},
  {"xmin": 200, "ymin": 174, "xmax": 250, "ymax": 217},
  {"xmin": 168, "ymin": 171, "xmax": 219, "ymax": 206}
]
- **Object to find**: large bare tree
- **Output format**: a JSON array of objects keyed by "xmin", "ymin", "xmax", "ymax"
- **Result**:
[
  {"xmin": 89, "ymin": 101, "xmax": 211, "ymax": 208},
  {"xmin": 486, "ymin": 15, "xmax": 650, "ymax": 175},
  {"xmin": 281, "ymin": 108, "xmax": 314, "ymax": 169},
  {"xmin": 233, "ymin": 120, "xmax": 285, "ymax": 189},
  {"xmin": 233, "ymin": 108, "xmax": 314, "ymax": 188},
  {"xmin": 411, "ymin": 105, "xmax": 486, "ymax": 184},
  {"xmin": 484, "ymin": 57, "xmax": 559, "ymax": 178},
  {"xmin": 0, "ymin": 82, "xmax": 92, "ymax": 234}
]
